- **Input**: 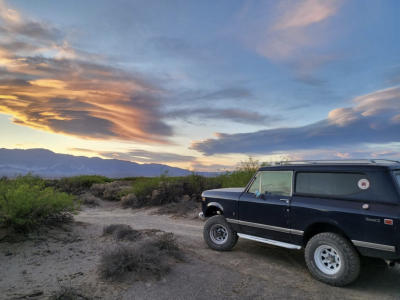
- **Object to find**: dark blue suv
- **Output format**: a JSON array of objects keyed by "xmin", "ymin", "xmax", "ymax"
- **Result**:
[{"xmin": 199, "ymin": 160, "xmax": 400, "ymax": 286}]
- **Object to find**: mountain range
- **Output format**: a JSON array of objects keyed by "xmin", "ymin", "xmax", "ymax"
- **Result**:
[{"xmin": 0, "ymin": 148, "xmax": 203, "ymax": 178}]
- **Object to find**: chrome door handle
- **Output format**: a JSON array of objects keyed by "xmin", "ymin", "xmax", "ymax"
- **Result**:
[{"xmin": 280, "ymin": 199, "xmax": 289, "ymax": 203}]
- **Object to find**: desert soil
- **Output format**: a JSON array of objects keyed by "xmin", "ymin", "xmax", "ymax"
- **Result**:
[{"xmin": 1, "ymin": 201, "xmax": 400, "ymax": 300}]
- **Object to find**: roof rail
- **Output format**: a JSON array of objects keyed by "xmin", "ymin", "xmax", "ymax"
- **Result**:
[{"xmin": 280, "ymin": 159, "xmax": 400, "ymax": 165}]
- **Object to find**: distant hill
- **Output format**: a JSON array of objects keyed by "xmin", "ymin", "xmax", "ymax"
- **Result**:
[{"xmin": 0, "ymin": 148, "xmax": 202, "ymax": 178}]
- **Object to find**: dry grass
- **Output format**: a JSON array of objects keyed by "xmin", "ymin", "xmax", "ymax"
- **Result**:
[{"xmin": 98, "ymin": 232, "xmax": 183, "ymax": 281}]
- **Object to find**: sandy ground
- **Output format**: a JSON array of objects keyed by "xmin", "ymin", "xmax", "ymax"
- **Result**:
[{"xmin": 1, "ymin": 201, "xmax": 400, "ymax": 300}]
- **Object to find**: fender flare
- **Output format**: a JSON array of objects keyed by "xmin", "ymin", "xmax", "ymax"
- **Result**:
[{"xmin": 207, "ymin": 202, "xmax": 224, "ymax": 212}]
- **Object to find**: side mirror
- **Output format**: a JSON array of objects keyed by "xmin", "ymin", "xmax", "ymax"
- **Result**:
[{"xmin": 253, "ymin": 190, "xmax": 265, "ymax": 199}]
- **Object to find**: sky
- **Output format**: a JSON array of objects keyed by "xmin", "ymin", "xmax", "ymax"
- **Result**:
[{"xmin": 0, "ymin": 0, "xmax": 400, "ymax": 171}]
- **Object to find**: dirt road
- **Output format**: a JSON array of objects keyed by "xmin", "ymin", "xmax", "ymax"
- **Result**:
[{"xmin": 1, "ymin": 204, "xmax": 400, "ymax": 299}]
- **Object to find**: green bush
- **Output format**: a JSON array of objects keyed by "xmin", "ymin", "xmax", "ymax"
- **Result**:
[
  {"xmin": 133, "ymin": 172, "xmax": 177, "ymax": 196},
  {"xmin": 0, "ymin": 174, "xmax": 75, "ymax": 232},
  {"xmin": 56, "ymin": 175, "xmax": 113, "ymax": 194}
]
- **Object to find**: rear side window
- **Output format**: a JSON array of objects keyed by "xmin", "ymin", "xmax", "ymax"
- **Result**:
[
  {"xmin": 296, "ymin": 172, "xmax": 368, "ymax": 196},
  {"xmin": 395, "ymin": 173, "xmax": 400, "ymax": 188}
]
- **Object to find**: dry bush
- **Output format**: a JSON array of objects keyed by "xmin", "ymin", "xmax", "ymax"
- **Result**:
[
  {"xmin": 49, "ymin": 285, "xmax": 90, "ymax": 300},
  {"xmin": 121, "ymin": 193, "xmax": 140, "ymax": 209},
  {"xmin": 98, "ymin": 233, "xmax": 183, "ymax": 281},
  {"xmin": 102, "ymin": 182, "xmax": 121, "ymax": 201},
  {"xmin": 145, "ymin": 181, "xmax": 184, "ymax": 206},
  {"xmin": 102, "ymin": 224, "xmax": 142, "ymax": 241},
  {"xmin": 90, "ymin": 183, "xmax": 106, "ymax": 197},
  {"xmin": 113, "ymin": 227, "xmax": 142, "ymax": 241},
  {"xmin": 98, "ymin": 243, "xmax": 169, "ymax": 280},
  {"xmin": 149, "ymin": 233, "xmax": 183, "ymax": 260},
  {"xmin": 91, "ymin": 181, "xmax": 132, "ymax": 201},
  {"xmin": 78, "ymin": 192, "xmax": 100, "ymax": 206},
  {"xmin": 103, "ymin": 224, "xmax": 132, "ymax": 235}
]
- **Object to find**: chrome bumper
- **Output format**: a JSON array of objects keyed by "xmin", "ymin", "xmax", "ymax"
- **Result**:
[{"xmin": 198, "ymin": 212, "xmax": 206, "ymax": 220}]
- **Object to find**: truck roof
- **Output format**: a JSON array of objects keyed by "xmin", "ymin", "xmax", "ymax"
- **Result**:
[{"xmin": 259, "ymin": 161, "xmax": 400, "ymax": 172}]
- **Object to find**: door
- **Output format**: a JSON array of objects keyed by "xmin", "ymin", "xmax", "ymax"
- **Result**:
[{"xmin": 238, "ymin": 171, "xmax": 293, "ymax": 242}]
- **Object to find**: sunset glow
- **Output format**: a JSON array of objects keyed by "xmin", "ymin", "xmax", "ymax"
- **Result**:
[{"xmin": 1, "ymin": 0, "xmax": 400, "ymax": 171}]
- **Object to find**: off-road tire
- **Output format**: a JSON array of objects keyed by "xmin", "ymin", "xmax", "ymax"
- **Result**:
[
  {"xmin": 203, "ymin": 215, "xmax": 238, "ymax": 251},
  {"xmin": 305, "ymin": 232, "xmax": 360, "ymax": 286}
]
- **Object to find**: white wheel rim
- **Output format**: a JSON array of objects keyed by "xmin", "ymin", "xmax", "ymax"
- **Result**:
[
  {"xmin": 210, "ymin": 224, "xmax": 228, "ymax": 244},
  {"xmin": 314, "ymin": 245, "xmax": 342, "ymax": 275}
]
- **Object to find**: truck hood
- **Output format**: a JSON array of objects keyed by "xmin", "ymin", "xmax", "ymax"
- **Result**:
[{"xmin": 202, "ymin": 187, "xmax": 245, "ymax": 200}]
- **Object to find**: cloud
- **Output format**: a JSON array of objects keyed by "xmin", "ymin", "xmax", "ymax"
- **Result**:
[
  {"xmin": 190, "ymin": 162, "xmax": 234, "ymax": 172},
  {"xmin": 196, "ymin": 88, "xmax": 253, "ymax": 101},
  {"xmin": 167, "ymin": 108, "xmax": 278, "ymax": 125},
  {"xmin": 232, "ymin": 0, "xmax": 344, "ymax": 83},
  {"xmin": 0, "ymin": 1, "xmax": 173, "ymax": 143},
  {"xmin": 272, "ymin": 0, "xmax": 341, "ymax": 30},
  {"xmin": 191, "ymin": 86, "xmax": 400, "ymax": 156},
  {"xmin": 69, "ymin": 148, "xmax": 196, "ymax": 163}
]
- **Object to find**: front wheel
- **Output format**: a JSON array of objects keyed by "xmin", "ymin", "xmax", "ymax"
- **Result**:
[
  {"xmin": 305, "ymin": 233, "xmax": 360, "ymax": 286},
  {"xmin": 203, "ymin": 215, "xmax": 238, "ymax": 251}
]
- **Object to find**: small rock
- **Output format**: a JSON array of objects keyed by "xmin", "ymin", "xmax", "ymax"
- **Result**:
[
  {"xmin": 5, "ymin": 251, "xmax": 12, "ymax": 256},
  {"xmin": 22, "ymin": 270, "xmax": 27, "ymax": 274}
]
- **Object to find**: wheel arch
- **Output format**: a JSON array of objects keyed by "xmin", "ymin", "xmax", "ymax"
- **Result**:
[
  {"xmin": 204, "ymin": 202, "xmax": 224, "ymax": 217},
  {"xmin": 303, "ymin": 222, "xmax": 350, "ymax": 246}
]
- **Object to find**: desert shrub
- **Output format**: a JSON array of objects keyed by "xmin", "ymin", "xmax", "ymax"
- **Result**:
[
  {"xmin": 0, "ymin": 174, "xmax": 75, "ymax": 232},
  {"xmin": 182, "ymin": 173, "xmax": 222, "ymax": 201},
  {"xmin": 102, "ymin": 182, "xmax": 121, "ymax": 201},
  {"xmin": 118, "ymin": 185, "xmax": 135, "ymax": 198},
  {"xmin": 113, "ymin": 227, "xmax": 142, "ymax": 241},
  {"xmin": 103, "ymin": 223, "xmax": 142, "ymax": 241},
  {"xmin": 149, "ymin": 233, "xmax": 183, "ymax": 260},
  {"xmin": 132, "ymin": 177, "xmax": 161, "ymax": 200},
  {"xmin": 121, "ymin": 193, "xmax": 140, "ymax": 209},
  {"xmin": 98, "ymin": 233, "xmax": 182, "ymax": 281},
  {"xmin": 90, "ymin": 181, "xmax": 131, "ymax": 201},
  {"xmin": 90, "ymin": 183, "xmax": 106, "ymax": 197},
  {"xmin": 78, "ymin": 192, "xmax": 100, "ymax": 206},
  {"xmin": 56, "ymin": 175, "xmax": 113, "ymax": 194},
  {"xmin": 148, "ymin": 181, "xmax": 184, "ymax": 206},
  {"xmin": 98, "ymin": 243, "xmax": 170, "ymax": 280},
  {"xmin": 103, "ymin": 223, "xmax": 132, "ymax": 235},
  {"xmin": 49, "ymin": 285, "xmax": 89, "ymax": 300}
]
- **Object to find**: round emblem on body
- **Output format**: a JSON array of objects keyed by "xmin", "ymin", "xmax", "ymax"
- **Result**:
[{"xmin": 358, "ymin": 179, "xmax": 370, "ymax": 190}]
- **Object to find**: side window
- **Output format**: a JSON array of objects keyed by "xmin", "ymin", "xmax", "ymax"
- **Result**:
[
  {"xmin": 261, "ymin": 171, "xmax": 292, "ymax": 196},
  {"xmin": 395, "ymin": 173, "xmax": 400, "ymax": 188},
  {"xmin": 248, "ymin": 173, "xmax": 261, "ymax": 193},
  {"xmin": 296, "ymin": 172, "xmax": 368, "ymax": 196}
]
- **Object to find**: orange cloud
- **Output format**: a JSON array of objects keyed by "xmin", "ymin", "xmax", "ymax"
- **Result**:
[{"xmin": 0, "ymin": 1, "xmax": 173, "ymax": 144}]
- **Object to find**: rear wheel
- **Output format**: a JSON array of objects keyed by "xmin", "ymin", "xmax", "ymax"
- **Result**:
[
  {"xmin": 305, "ymin": 233, "xmax": 360, "ymax": 286},
  {"xmin": 203, "ymin": 215, "xmax": 238, "ymax": 251}
]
